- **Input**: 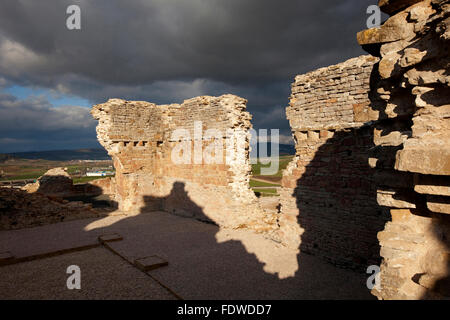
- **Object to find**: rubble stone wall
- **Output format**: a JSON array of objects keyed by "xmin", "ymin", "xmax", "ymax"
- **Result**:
[
  {"xmin": 91, "ymin": 95, "xmax": 267, "ymax": 228},
  {"xmin": 357, "ymin": 0, "xmax": 450, "ymax": 299},
  {"xmin": 279, "ymin": 55, "xmax": 389, "ymax": 270},
  {"xmin": 0, "ymin": 187, "xmax": 99, "ymax": 230}
]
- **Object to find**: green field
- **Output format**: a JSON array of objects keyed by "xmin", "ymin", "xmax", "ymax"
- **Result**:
[
  {"xmin": 249, "ymin": 180, "xmax": 279, "ymax": 188},
  {"xmin": 252, "ymin": 188, "xmax": 278, "ymax": 194},
  {"xmin": 251, "ymin": 155, "xmax": 293, "ymax": 178},
  {"xmin": 0, "ymin": 170, "xmax": 46, "ymax": 181},
  {"xmin": 249, "ymin": 155, "xmax": 293, "ymax": 197},
  {"xmin": 0, "ymin": 159, "xmax": 113, "ymax": 183},
  {"xmin": 1, "ymin": 155, "xmax": 293, "ymax": 200},
  {"xmin": 253, "ymin": 188, "xmax": 279, "ymax": 197}
]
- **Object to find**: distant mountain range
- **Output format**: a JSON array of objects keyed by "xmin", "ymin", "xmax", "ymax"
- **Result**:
[
  {"xmin": 278, "ymin": 144, "xmax": 295, "ymax": 155},
  {"xmin": 3, "ymin": 148, "xmax": 111, "ymax": 161},
  {"xmin": 1, "ymin": 144, "xmax": 295, "ymax": 162},
  {"xmin": 253, "ymin": 143, "xmax": 295, "ymax": 157}
]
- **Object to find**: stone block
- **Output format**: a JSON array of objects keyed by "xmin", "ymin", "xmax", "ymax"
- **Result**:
[
  {"xmin": 91, "ymin": 95, "xmax": 267, "ymax": 229},
  {"xmin": 377, "ymin": 190, "xmax": 416, "ymax": 208},
  {"xmin": 353, "ymin": 103, "xmax": 368, "ymax": 122},
  {"xmin": 307, "ymin": 131, "xmax": 320, "ymax": 141},
  {"xmin": 426, "ymin": 196, "xmax": 450, "ymax": 214},
  {"xmin": 414, "ymin": 174, "xmax": 450, "ymax": 197},
  {"xmin": 390, "ymin": 209, "xmax": 413, "ymax": 222},
  {"xmin": 98, "ymin": 233, "xmax": 123, "ymax": 244},
  {"xmin": 319, "ymin": 130, "xmax": 329, "ymax": 139},
  {"xmin": 357, "ymin": 11, "xmax": 415, "ymax": 45},
  {"xmin": 378, "ymin": 0, "xmax": 424, "ymax": 15},
  {"xmin": 134, "ymin": 255, "xmax": 168, "ymax": 272},
  {"xmin": 396, "ymin": 147, "xmax": 450, "ymax": 175}
]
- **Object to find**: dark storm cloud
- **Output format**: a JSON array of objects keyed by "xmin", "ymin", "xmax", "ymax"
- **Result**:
[
  {"xmin": 0, "ymin": 0, "xmax": 376, "ymax": 151},
  {"xmin": 0, "ymin": 90, "xmax": 98, "ymax": 152}
]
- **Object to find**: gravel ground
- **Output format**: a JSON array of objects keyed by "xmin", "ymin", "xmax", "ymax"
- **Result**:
[
  {"xmin": 0, "ymin": 246, "xmax": 175, "ymax": 300},
  {"xmin": 0, "ymin": 212, "xmax": 375, "ymax": 300}
]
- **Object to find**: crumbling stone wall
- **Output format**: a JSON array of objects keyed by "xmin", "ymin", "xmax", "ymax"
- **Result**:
[
  {"xmin": 23, "ymin": 167, "xmax": 110, "ymax": 198},
  {"xmin": 279, "ymin": 0, "xmax": 449, "ymax": 298},
  {"xmin": 358, "ymin": 0, "xmax": 450, "ymax": 299},
  {"xmin": 91, "ymin": 94, "xmax": 267, "ymax": 229},
  {"xmin": 0, "ymin": 167, "xmax": 116, "ymax": 230},
  {"xmin": 279, "ymin": 55, "xmax": 388, "ymax": 270},
  {"xmin": 0, "ymin": 187, "xmax": 99, "ymax": 230}
]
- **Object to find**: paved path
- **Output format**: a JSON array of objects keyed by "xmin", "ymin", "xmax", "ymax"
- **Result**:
[{"xmin": 0, "ymin": 212, "xmax": 375, "ymax": 300}]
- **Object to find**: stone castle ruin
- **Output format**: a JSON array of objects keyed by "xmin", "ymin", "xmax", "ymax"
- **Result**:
[
  {"xmin": 88, "ymin": 0, "xmax": 448, "ymax": 299},
  {"xmin": 357, "ymin": 0, "xmax": 450, "ymax": 299},
  {"xmin": 279, "ymin": 55, "xmax": 386, "ymax": 270},
  {"xmin": 91, "ymin": 95, "xmax": 270, "ymax": 230}
]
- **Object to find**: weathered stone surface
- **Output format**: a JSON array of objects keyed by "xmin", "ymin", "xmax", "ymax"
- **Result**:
[
  {"xmin": 373, "ymin": 128, "xmax": 409, "ymax": 146},
  {"xmin": 377, "ymin": 189, "xmax": 417, "ymax": 208},
  {"xmin": 357, "ymin": 10, "xmax": 416, "ymax": 45},
  {"xmin": 89, "ymin": 177, "xmax": 116, "ymax": 195},
  {"xmin": 0, "ymin": 187, "xmax": 100, "ymax": 230},
  {"xmin": 378, "ymin": 0, "xmax": 424, "ymax": 14},
  {"xmin": 91, "ymin": 95, "xmax": 268, "ymax": 230},
  {"xmin": 427, "ymin": 196, "xmax": 450, "ymax": 214},
  {"xmin": 359, "ymin": 0, "xmax": 450, "ymax": 300},
  {"xmin": 396, "ymin": 145, "xmax": 450, "ymax": 175},
  {"xmin": 414, "ymin": 174, "xmax": 450, "ymax": 196},
  {"xmin": 282, "ymin": 0, "xmax": 450, "ymax": 299},
  {"xmin": 82, "ymin": 0, "xmax": 450, "ymax": 300},
  {"xmin": 280, "ymin": 55, "xmax": 388, "ymax": 270},
  {"xmin": 22, "ymin": 167, "xmax": 73, "ymax": 196},
  {"xmin": 287, "ymin": 55, "xmax": 379, "ymax": 132}
]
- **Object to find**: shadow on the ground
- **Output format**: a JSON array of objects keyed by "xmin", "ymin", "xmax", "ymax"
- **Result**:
[
  {"xmin": 0, "ymin": 166, "xmax": 377, "ymax": 298},
  {"xmin": 73, "ymin": 181, "xmax": 374, "ymax": 300}
]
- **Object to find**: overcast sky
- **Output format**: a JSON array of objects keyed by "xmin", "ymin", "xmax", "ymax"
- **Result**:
[{"xmin": 0, "ymin": 0, "xmax": 376, "ymax": 153}]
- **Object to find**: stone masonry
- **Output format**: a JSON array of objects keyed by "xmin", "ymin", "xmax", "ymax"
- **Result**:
[
  {"xmin": 88, "ymin": 0, "xmax": 449, "ymax": 299},
  {"xmin": 357, "ymin": 0, "xmax": 450, "ymax": 299},
  {"xmin": 279, "ymin": 55, "xmax": 390, "ymax": 270},
  {"xmin": 91, "ymin": 94, "xmax": 269, "ymax": 229},
  {"xmin": 0, "ymin": 187, "xmax": 99, "ymax": 230},
  {"xmin": 277, "ymin": 0, "xmax": 449, "ymax": 299}
]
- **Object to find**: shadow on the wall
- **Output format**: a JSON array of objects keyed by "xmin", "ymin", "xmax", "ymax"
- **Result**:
[
  {"xmin": 284, "ymin": 62, "xmax": 396, "ymax": 273},
  {"xmin": 291, "ymin": 127, "xmax": 390, "ymax": 272},
  {"xmin": 36, "ymin": 174, "xmax": 118, "ymax": 210},
  {"xmin": 418, "ymin": 215, "xmax": 450, "ymax": 299},
  {"xmin": 288, "ymin": 59, "xmax": 442, "ymax": 276},
  {"xmin": 370, "ymin": 59, "xmax": 450, "ymax": 299},
  {"xmin": 141, "ymin": 182, "xmax": 213, "ymax": 224},
  {"xmin": 430, "ymin": 215, "xmax": 450, "ymax": 297},
  {"xmin": 0, "ymin": 178, "xmax": 118, "ymax": 230}
]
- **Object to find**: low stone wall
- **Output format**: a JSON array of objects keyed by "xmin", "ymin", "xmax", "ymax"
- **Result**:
[
  {"xmin": 279, "ymin": 55, "xmax": 388, "ymax": 270},
  {"xmin": 358, "ymin": 0, "xmax": 450, "ymax": 299},
  {"xmin": 0, "ymin": 187, "xmax": 99, "ymax": 230},
  {"xmin": 91, "ymin": 95, "xmax": 268, "ymax": 229},
  {"xmin": 23, "ymin": 167, "xmax": 111, "ymax": 198},
  {"xmin": 22, "ymin": 168, "xmax": 74, "ymax": 196}
]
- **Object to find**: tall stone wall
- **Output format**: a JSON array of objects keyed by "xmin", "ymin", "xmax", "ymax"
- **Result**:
[
  {"xmin": 279, "ymin": 55, "xmax": 389, "ymax": 270},
  {"xmin": 91, "ymin": 94, "xmax": 267, "ymax": 229},
  {"xmin": 357, "ymin": 0, "xmax": 450, "ymax": 299}
]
